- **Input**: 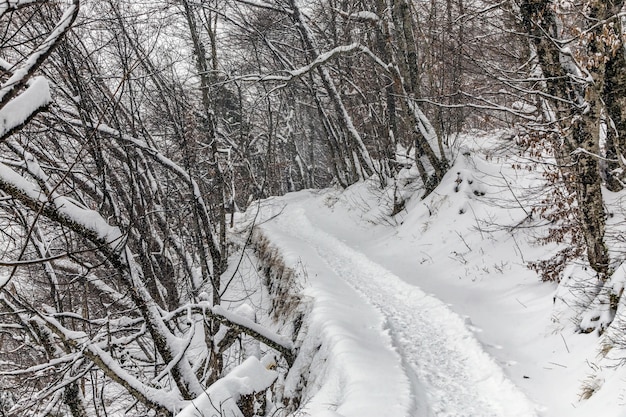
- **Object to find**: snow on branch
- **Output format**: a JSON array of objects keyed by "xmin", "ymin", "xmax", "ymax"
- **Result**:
[
  {"xmin": 0, "ymin": 0, "xmax": 80, "ymax": 112},
  {"xmin": 570, "ymin": 147, "xmax": 618, "ymax": 161},
  {"xmin": 233, "ymin": 0, "xmax": 292, "ymax": 14},
  {"xmin": 0, "ymin": 349, "xmax": 77, "ymax": 377},
  {"xmin": 0, "ymin": 159, "xmax": 123, "ymax": 255},
  {"xmin": 176, "ymin": 357, "xmax": 277, "ymax": 417},
  {"xmin": 0, "ymin": 0, "xmax": 44, "ymax": 16},
  {"xmin": 165, "ymin": 303, "xmax": 296, "ymax": 366},
  {"xmin": 416, "ymin": 94, "xmax": 540, "ymax": 122},
  {"xmin": 334, "ymin": 9, "xmax": 380, "ymax": 23},
  {"xmin": 354, "ymin": 44, "xmax": 444, "ymax": 157},
  {"xmin": 243, "ymin": 42, "xmax": 362, "ymax": 82},
  {"xmin": 63, "ymin": 117, "xmax": 222, "ymax": 258},
  {"xmin": 0, "ymin": 57, "xmax": 13, "ymax": 72},
  {"xmin": 0, "ymin": 76, "xmax": 51, "ymax": 143},
  {"xmin": 213, "ymin": 305, "xmax": 295, "ymax": 364},
  {"xmin": 37, "ymin": 314, "xmax": 183, "ymax": 414}
]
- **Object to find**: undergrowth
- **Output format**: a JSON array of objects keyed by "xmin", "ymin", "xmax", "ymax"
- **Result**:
[{"xmin": 251, "ymin": 229, "xmax": 309, "ymax": 414}]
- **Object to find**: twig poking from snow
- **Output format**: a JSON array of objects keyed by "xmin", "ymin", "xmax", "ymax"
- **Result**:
[
  {"xmin": 456, "ymin": 231, "xmax": 472, "ymax": 252},
  {"xmin": 548, "ymin": 361, "xmax": 568, "ymax": 368},
  {"xmin": 560, "ymin": 333, "xmax": 571, "ymax": 354},
  {"xmin": 500, "ymin": 172, "xmax": 530, "ymax": 217}
]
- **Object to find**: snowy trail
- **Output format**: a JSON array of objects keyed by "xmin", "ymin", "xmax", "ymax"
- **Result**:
[{"xmin": 262, "ymin": 200, "xmax": 539, "ymax": 417}]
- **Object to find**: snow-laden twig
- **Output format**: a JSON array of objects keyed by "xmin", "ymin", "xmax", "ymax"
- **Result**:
[
  {"xmin": 571, "ymin": 147, "xmax": 619, "ymax": 162},
  {"xmin": 241, "ymin": 42, "xmax": 362, "ymax": 82},
  {"xmin": 0, "ymin": 0, "xmax": 43, "ymax": 16},
  {"xmin": 0, "ymin": 160, "xmax": 123, "ymax": 247},
  {"xmin": 0, "ymin": 76, "xmax": 51, "ymax": 143},
  {"xmin": 164, "ymin": 303, "xmax": 296, "ymax": 366},
  {"xmin": 233, "ymin": 0, "xmax": 291, "ymax": 14},
  {"xmin": 62, "ymin": 117, "xmax": 223, "ymax": 273},
  {"xmin": 37, "ymin": 314, "xmax": 183, "ymax": 414},
  {"xmin": 333, "ymin": 8, "xmax": 380, "ymax": 23},
  {"xmin": 0, "ymin": 0, "xmax": 80, "ymax": 111}
]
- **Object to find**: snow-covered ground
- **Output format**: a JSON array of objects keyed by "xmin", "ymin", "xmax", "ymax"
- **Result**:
[{"xmin": 253, "ymin": 132, "xmax": 626, "ymax": 417}]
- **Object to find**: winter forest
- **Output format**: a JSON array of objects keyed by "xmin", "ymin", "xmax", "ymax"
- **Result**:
[{"xmin": 3, "ymin": 0, "xmax": 626, "ymax": 416}]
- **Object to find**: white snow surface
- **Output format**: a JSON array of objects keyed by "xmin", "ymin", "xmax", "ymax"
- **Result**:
[
  {"xmin": 254, "ymin": 131, "xmax": 626, "ymax": 417},
  {"xmin": 261, "ymin": 198, "xmax": 538, "ymax": 417}
]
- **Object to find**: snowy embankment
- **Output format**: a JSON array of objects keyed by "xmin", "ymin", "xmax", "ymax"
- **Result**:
[
  {"xmin": 254, "ymin": 132, "xmax": 626, "ymax": 417},
  {"xmin": 260, "ymin": 200, "xmax": 538, "ymax": 417}
]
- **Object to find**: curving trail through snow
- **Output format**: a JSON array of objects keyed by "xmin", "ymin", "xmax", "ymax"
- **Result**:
[{"xmin": 261, "ymin": 196, "xmax": 539, "ymax": 417}]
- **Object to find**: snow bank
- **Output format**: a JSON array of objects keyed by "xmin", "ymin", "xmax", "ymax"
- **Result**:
[
  {"xmin": 261, "ymin": 206, "xmax": 413, "ymax": 417},
  {"xmin": 176, "ymin": 357, "xmax": 277, "ymax": 417}
]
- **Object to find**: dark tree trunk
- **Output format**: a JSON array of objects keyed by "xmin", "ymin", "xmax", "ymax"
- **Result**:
[
  {"xmin": 599, "ymin": 1, "xmax": 626, "ymax": 190},
  {"xmin": 519, "ymin": 0, "xmax": 610, "ymax": 278}
]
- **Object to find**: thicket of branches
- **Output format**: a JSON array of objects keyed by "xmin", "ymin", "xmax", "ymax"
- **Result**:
[
  {"xmin": 3, "ymin": 0, "xmax": 626, "ymax": 416},
  {"xmin": 513, "ymin": 0, "xmax": 626, "ymax": 335}
]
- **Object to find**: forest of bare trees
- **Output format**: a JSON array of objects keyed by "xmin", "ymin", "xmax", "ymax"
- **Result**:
[{"xmin": 2, "ymin": 0, "xmax": 626, "ymax": 415}]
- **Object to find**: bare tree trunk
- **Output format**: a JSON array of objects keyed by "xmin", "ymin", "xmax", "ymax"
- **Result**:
[
  {"xmin": 598, "ymin": 2, "xmax": 626, "ymax": 190},
  {"xmin": 519, "ymin": 0, "xmax": 610, "ymax": 279}
]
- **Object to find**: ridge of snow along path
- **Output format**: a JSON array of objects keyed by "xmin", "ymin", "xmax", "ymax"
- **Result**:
[{"xmin": 260, "ymin": 194, "xmax": 539, "ymax": 417}]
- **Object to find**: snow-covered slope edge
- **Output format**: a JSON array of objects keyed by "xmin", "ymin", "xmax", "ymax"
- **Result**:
[
  {"xmin": 250, "ymin": 229, "xmax": 310, "ymax": 411},
  {"xmin": 256, "ymin": 199, "xmax": 415, "ymax": 417},
  {"xmin": 252, "ymin": 131, "xmax": 626, "ymax": 417},
  {"xmin": 257, "ymin": 193, "xmax": 539, "ymax": 416}
]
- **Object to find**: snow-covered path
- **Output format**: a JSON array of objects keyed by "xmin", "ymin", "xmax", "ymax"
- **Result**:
[{"xmin": 261, "ymin": 196, "xmax": 539, "ymax": 417}]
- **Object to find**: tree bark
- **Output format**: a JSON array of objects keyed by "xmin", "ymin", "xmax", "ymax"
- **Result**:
[
  {"xmin": 597, "ymin": 1, "xmax": 626, "ymax": 190},
  {"xmin": 519, "ymin": 0, "xmax": 610, "ymax": 278}
]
